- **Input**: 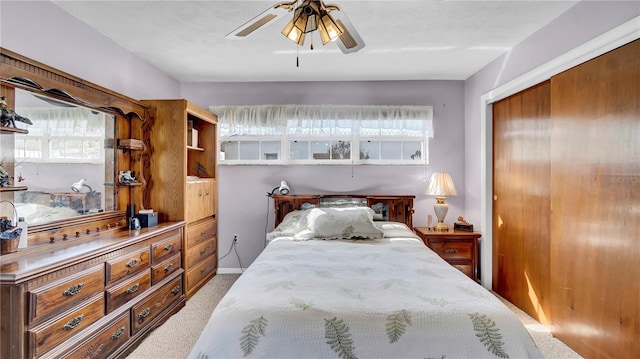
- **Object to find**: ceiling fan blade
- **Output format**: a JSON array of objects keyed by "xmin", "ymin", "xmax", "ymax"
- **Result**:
[
  {"xmin": 329, "ymin": 8, "xmax": 365, "ymax": 53},
  {"xmin": 226, "ymin": 2, "xmax": 295, "ymax": 39}
]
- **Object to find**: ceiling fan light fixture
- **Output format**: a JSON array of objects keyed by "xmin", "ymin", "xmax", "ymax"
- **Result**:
[
  {"xmin": 281, "ymin": 8, "xmax": 307, "ymax": 45},
  {"xmin": 236, "ymin": 0, "xmax": 363, "ymax": 53},
  {"xmin": 317, "ymin": 11, "xmax": 343, "ymax": 44}
]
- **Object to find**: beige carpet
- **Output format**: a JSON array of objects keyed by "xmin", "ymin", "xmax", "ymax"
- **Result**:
[{"xmin": 127, "ymin": 274, "xmax": 583, "ymax": 359}]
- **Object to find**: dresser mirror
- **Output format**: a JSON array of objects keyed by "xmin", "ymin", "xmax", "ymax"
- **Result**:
[{"xmin": 9, "ymin": 88, "xmax": 116, "ymax": 226}]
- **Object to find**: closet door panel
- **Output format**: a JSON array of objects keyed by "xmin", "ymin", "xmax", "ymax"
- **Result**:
[
  {"xmin": 493, "ymin": 81, "xmax": 551, "ymax": 325},
  {"xmin": 549, "ymin": 39, "xmax": 639, "ymax": 358}
]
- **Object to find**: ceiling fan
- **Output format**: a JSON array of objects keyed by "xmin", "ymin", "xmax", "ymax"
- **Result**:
[{"xmin": 226, "ymin": 0, "xmax": 365, "ymax": 54}]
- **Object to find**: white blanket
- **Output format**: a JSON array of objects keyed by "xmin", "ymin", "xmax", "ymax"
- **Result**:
[{"xmin": 189, "ymin": 223, "xmax": 542, "ymax": 359}]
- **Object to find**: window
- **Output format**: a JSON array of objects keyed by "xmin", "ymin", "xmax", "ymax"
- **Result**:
[
  {"xmin": 14, "ymin": 107, "xmax": 107, "ymax": 164},
  {"xmin": 213, "ymin": 105, "xmax": 433, "ymax": 165}
]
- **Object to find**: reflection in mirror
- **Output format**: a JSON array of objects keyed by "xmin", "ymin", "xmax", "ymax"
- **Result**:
[{"xmin": 11, "ymin": 89, "xmax": 116, "ymax": 225}]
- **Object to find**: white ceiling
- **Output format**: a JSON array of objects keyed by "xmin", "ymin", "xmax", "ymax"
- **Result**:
[{"xmin": 53, "ymin": 0, "xmax": 578, "ymax": 83}]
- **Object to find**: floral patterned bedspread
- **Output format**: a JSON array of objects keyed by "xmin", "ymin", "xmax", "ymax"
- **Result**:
[{"xmin": 189, "ymin": 222, "xmax": 542, "ymax": 359}]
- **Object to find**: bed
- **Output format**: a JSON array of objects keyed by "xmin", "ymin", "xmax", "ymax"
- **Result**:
[{"xmin": 189, "ymin": 195, "xmax": 542, "ymax": 359}]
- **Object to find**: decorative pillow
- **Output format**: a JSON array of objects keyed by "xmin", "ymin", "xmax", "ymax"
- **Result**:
[
  {"xmin": 293, "ymin": 207, "xmax": 383, "ymax": 240},
  {"xmin": 266, "ymin": 210, "xmax": 307, "ymax": 242}
]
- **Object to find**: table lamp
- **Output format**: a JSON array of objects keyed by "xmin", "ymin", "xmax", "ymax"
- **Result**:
[{"xmin": 425, "ymin": 172, "xmax": 458, "ymax": 231}]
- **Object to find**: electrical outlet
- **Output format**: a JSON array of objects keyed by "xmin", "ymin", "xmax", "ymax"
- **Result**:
[{"xmin": 233, "ymin": 234, "xmax": 238, "ymax": 242}]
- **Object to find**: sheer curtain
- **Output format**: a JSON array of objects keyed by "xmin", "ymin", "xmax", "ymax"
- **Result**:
[
  {"xmin": 210, "ymin": 105, "xmax": 433, "ymax": 138},
  {"xmin": 18, "ymin": 107, "xmax": 107, "ymax": 137}
]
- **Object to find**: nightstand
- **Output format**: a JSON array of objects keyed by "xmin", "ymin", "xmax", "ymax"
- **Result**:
[{"xmin": 414, "ymin": 226, "xmax": 481, "ymax": 281}]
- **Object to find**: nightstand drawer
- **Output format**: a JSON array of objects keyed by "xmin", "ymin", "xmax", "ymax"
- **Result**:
[
  {"xmin": 429, "ymin": 242, "xmax": 473, "ymax": 261},
  {"xmin": 413, "ymin": 227, "xmax": 481, "ymax": 282},
  {"xmin": 452, "ymin": 263, "xmax": 473, "ymax": 278}
]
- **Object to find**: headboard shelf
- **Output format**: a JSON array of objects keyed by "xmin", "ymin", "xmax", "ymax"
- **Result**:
[{"xmin": 272, "ymin": 194, "xmax": 415, "ymax": 228}]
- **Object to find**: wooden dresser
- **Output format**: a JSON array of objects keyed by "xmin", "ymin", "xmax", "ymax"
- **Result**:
[
  {"xmin": 142, "ymin": 99, "xmax": 218, "ymax": 299},
  {"xmin": 414, "ymin": 227, "xmax": 481, "ymax": 281},
  {"xmin": 0, "ymin": 222, "xmax": 186, "ymax": 359}
]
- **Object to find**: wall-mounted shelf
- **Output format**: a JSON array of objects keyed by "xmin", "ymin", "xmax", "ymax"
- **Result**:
[
  {"xmin": 117, "ymin": 138, "xmax": 144, "ymax": 151},
  {"xmin": 116, "ymin": 182, "xmax": 143, "ymax": 187},
  {"xmin": 0, "ymin": 186, "xmax": 28, "ymax": 192},
  {"xmin": 186, "ymin": 145, "xmax": 205, "ymax": 152},
  {"xmin": 0, "ymin": 127, "xmax": 28, "ymax": 135}
]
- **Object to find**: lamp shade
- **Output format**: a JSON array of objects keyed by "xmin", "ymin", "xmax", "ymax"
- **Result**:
[
  {"xmin": 278, "ymin": 180, "xmax": 290, "ymax": 195},
  {"xmin": 425, "ymin": 172, "xmax": 458, "ymax": 197},
  {"xmin": 71, "ymin": 179, "xmax": 87, "ymax": 192}
]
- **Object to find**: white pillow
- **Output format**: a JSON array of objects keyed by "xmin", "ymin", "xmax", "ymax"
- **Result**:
[
  {"xmin": 293, "ymin": 207, "xmax": 383, "ymax": 240},
  {"xmin": 266, "ymin": 210, "xmax": 307, "ymax": 242}
]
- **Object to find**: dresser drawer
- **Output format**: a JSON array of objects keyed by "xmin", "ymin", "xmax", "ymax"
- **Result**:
[
  {"xmin": 29, "ymin": 265, "xmax": 104, "ymax": 324},
  {"xmin": 59, "ymin": 313, "xmax": 130, "ymax": 359},
  {"xmin": 186, "ymin": 255, "xmax": 216, "ymax": 292},
  {"xmin": 150, "ymin": 229, "xmax": 182, "ymax": 263},
  {"xmin": 185, "ymin": 237, "xmax": 216, "ymax": 268},
  {"xmin": 152, "ymin": 253, "xmax": 182, "ymax": 284},
  {"xmin": 105, "ymin": 270, "xmax": 151, "ymax": 313},
  {"xmin": 131, "ymin": 274, "xmax": 183, "ymax": 335},
  {"xmin": 186, "ymin": 217, "xmax": 217, "ymax": 248},
  {"xmin": 30, "ymin": 294, "xmax": 104, "ymax": 358},
  {"xmin": 106, "ymin": 246, "xmax": 150, "ymax": 284},
  {"xmin": 429, "ymin": 241, "xmax": 473, "ymax": 261}
]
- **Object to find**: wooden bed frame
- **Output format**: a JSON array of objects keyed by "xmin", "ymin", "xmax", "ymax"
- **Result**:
[{"xmin": 272, "ymin": 194, "xmax": 415, "ymax": 228}]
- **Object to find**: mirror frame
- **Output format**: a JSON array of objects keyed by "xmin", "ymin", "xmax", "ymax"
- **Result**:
[{"xmin": 1, "ymin": 48, "xmax": 147, "ymax": 246}]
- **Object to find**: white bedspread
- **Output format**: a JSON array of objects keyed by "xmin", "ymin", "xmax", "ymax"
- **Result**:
[{"xmin": 189, "ymin": 223, "xmax": 542, "ymax": 359}]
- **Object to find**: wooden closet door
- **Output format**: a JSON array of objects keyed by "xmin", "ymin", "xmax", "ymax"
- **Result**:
[
  {"xmin": 549, "ymin": 39, "xmax": 639, "ymax": 358},
  {"xmin": 493, "ymin": 81, "xmax": 551, "ymax": 325}
]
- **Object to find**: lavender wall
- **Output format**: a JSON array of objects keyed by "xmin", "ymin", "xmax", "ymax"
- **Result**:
[
  {"xmin": 464, "ymin": 1, "xmax": 639, "ymax": 286},
  {"xmin": 182, "ymin": 80, "xmax": 466, "ymax": 270},
  {"xmin": 0, "ymin": 1, "xmax": 179, "ymax": 100}
]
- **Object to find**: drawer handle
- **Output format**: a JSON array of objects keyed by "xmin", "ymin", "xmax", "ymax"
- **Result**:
[
  {"xmin": 63, "ymin": 315, "xmax": 84, "ymax": 330},
  {"xmin": 126, "ymin": 258, "xmax": 140, "ymax": 268},
  {"xmin": 164, "ymin": 263, "xmax": 174, "ymax": 272},
  {"xmin": 199, "ymin": 248, "xmax": 207, "ymax": 255},
  {"xmin": 63, "ymin": 283, "xmax": 84, "ymax": 296},
  {"xmin": 111, "ymin": 326, "xmax": 126, "ymax": 340},
  {"xmin": 139, "ymin": 308, "xmax": 151, "ymax": 320},
  {"xmin": 126, "ymin": 283, "xmax": 140, "ymax": 294},
  {"xmin": 163, "ymin": 243, "xmax": 174, "ymax": 251},
  {"xmin": 445, "ymin": 249, "xmax": 459, "ymax": 254},
  {"xmin": 171, "ymin": 285, "xmax": 181, "ymax": 295},
  {"xmin": 200, "ymin": 267, "xmax": 207, "ymax": 274},
  {"xmin": 200, "ymin": 231, "xmax": 207, "ymax": 236}
]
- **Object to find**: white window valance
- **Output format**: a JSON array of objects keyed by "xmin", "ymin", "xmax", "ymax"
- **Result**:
[
  {"xmin": 210, "ymin": 104, "xmax": 433, "ymax": 138},
  {"xmin": 18, "ymin": 107, "xmax": 107, "ymax": 137}
]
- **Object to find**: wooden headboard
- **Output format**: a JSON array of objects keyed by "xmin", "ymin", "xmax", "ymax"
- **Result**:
[{"xmin": 272, "ymin": 194, "xmax": 415, "ymax": 228}]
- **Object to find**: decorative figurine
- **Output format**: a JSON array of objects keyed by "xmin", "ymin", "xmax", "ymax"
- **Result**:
[
  {"xmin": 119, "ymin": 170, "xmax": 139, "ymax": 184},
  {"xmin": 0, "ymin": 96, "xmax": 33, "ymax": 129},
  {"xmin": 0, "ymin": 165, "xmax": 11, "ymax": 187}
]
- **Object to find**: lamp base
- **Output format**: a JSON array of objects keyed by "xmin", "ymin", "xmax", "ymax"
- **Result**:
[{"xmin": 433, "ymin": 222, "xmax": 449, "ymax": 232}]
